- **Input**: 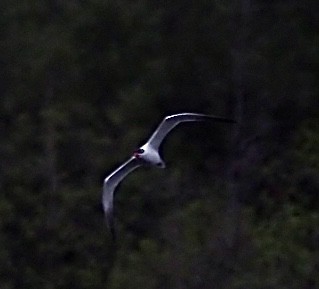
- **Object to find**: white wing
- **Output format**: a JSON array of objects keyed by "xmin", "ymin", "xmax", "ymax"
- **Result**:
[
  {"xmin": 102, "ymin": 157, "xmax": 141, "ymax": 239},
  {"xmin": 146, "ymin": 113, "xmax": 236, "ymax": 150}
]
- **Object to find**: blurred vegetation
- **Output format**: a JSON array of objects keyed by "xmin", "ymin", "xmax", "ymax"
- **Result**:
[{"xmin": 0, "ymin": 0, "xmax": 318, "ymax": 288}]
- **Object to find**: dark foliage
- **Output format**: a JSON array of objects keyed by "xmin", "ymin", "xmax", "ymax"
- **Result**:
[{"xmin": 0, "ymin": 0, "xmax": 318, "ymax": 288}]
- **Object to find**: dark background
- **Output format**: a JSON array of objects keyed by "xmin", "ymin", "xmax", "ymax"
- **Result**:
[{"xmin": 0, "ymin": 0, "xmax": 318, "ymax": 288}]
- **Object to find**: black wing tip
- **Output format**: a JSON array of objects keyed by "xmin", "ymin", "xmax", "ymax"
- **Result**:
[
  {"xmin": 110, "ymin": 225, "xmax": 116, "ymax": 242},
  {"xmin": 214, "ymin": 117, "xmax": 237, "ymax": 124},
  {"xmin": 200, "ymin": 115, "xmax": 237, "ymax": 124},
  {"xmin": 106, "ymin": 212, "xmax": 117, "ymax": 242}
]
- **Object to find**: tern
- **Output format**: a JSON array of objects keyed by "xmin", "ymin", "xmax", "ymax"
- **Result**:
[{"xmin": 102, "ymin": 113, "xmax": 236, "ymax": 239}]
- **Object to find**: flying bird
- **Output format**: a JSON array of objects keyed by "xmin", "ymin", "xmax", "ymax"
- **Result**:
[{"xmin": 102, "ymin": 113, "xmax": 236, "ymax": 239}]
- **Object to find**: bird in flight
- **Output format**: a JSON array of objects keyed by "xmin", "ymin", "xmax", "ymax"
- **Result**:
[{"xmin": 102, "ymin": 113, "xmax": 236, "ymax": 239}]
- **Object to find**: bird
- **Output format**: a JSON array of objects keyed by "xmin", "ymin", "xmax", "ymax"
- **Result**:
[{"xmin": 102, "ymin": 113, "xmax": 236, "ymax": 239}]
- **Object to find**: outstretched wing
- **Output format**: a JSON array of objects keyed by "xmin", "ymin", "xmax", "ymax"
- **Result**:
[
  {"xmin": 146, "ymin": 113, "xmax": 236, "ymax": 150},
  {"xmin": 102, "ymin": 157, "xmax": 141, "ymax": 240}
]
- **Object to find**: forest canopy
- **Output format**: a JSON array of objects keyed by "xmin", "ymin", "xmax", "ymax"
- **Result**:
[{"xmin": 0, "ymin": 1, "xmax": 318, "ymax": 288}]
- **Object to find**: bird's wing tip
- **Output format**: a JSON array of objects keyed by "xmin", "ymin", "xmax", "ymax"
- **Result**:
[
  {"xmin": 105, "ymin": 210, "xmax": 117, "ymax": 241},
  {"xmin": 228, "ymin": 118, "xmax": 238, "ymax": 123},
  {"xmin": 110, "ymin": 225, "xmax": 116, "ymax": 242},
  {"xmin": 208, "ymin": 115, "xmax": 238, "ymax": 124}
]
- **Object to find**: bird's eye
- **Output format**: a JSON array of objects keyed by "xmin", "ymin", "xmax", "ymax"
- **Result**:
[
  {"xmin": 133, "ymin": 148, "xmax": 144, "ymax": 158},
  {"xmin": 134, "ymin": 148, "xmax": 144, "ymax": 155}
]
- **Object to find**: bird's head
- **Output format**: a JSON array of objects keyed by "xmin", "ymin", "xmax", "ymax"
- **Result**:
[
  {"xmin": 133, "ymin": 147, "xmax": 165, "ymax": 168},
  {"xmin": 133, "ymin": 148, "xmax": 144, "ymax": 159}
]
